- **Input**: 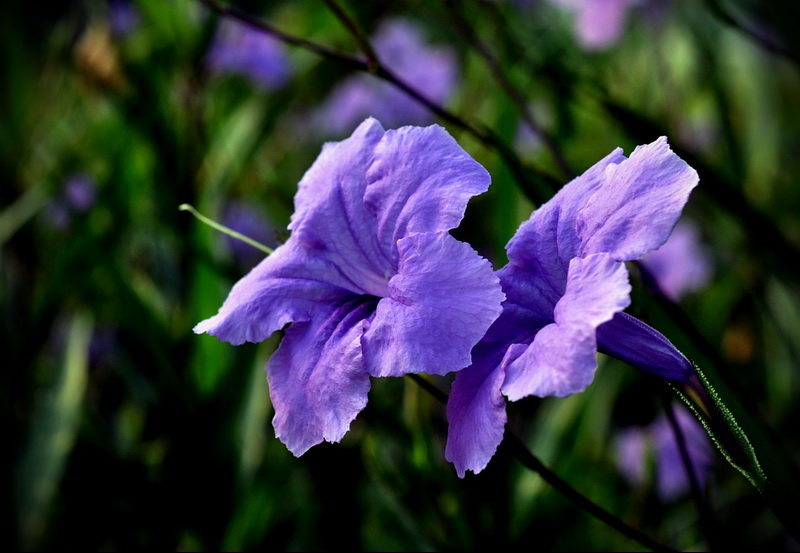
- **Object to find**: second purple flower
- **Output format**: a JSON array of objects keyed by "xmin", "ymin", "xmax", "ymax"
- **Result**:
[{"xmin": 446, "ymin": 137, "xmax": 700, "ymax": 476}]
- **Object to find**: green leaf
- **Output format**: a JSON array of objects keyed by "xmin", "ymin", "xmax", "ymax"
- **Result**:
[{"xmin": 15, "ymin": 311, "xmax": 93, "ymax": 550}]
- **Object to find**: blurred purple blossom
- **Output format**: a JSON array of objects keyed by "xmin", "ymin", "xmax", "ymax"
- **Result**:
[
  {"xmin": 446, "ymin": 137, "xmax": 700, "ymax": 476},
  {"xmin": 195, "ymin": 119, "xmax": 503, "ymax": 456},
  {"xmin": 641, "ymin": 221, "xmax": 712, "ymax": 301},
  {"xmin": 316, "ymin": 18, "xmax": 458, "ymax": 136},
  {"xmin": 44, "ymin": 173, "xmax": 97, "ymax": 229},
  {"xmin": 221, "ymin": 201, "xmax": 277, "ymax": 270},
  {"xmin": 616, "ymin": 426, "xmax": 649, "ymax": 485},
  {"xmin": 616, "ymin": 406, "xmax": 714, "ymax": 500},
  {"xmin": 206, "ymin": 18, "xmax": 292, "ymax": 90},
  {"xmin": 108, "ymin": 0, "xmax": 140, "ymax": 37},
  {"xmin": 63, "ymin": 173, "xmax": 97, "ymax": 212},
  {"xmin": 553, "ymin": 0, "xmax": 657, "ymax": 51}
]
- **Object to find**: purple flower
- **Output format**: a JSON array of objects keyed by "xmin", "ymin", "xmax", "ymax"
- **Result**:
[
  {"xmin": 206, "ymin": 18, "xmax": 292, "ymax": 90},
  {"xmin": 195, "ymin": 118, "xmax": 504, "ymax": 456},
  {"xmin": 553, "ymin": 0, "xmax": 643, "ymax": 51},
  {"xmin": 317, "ymin": 18, "xmax": 458, "ymax": 135},
  {"xmin": 446, "ymin": 137, "xmax": 699, "ymax": 476},
  {"xmin": 221, "ymin": 201, "xmax": 277, "ymax": 270},
  {"xmin": 108, "ymin": 1, "xmax": 140, "ymax": 37},
  {"xmin": 63, "ymin": 173, "xmax": 97, "ymax": 213},
  {"xmin": 616, "ymin": 406, "xmax": 713, "ymax": 500},
  {"xmin": 43, "ymin": 173, "xmax": 97, "ymax": 229},
  {"xmin": 641, "ymin": 221, "xmax": 712, "ymax": 301}
]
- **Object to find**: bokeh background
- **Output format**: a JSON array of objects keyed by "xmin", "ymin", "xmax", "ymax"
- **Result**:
[{"xmin": 4, "ymin": 0, "xmax": 800, "ymax": 550}]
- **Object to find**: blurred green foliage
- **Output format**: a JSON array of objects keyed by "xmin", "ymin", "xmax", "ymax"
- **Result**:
[{"xmin": 4, "ymin": 0, "xmax": 800, "ymax": 550}]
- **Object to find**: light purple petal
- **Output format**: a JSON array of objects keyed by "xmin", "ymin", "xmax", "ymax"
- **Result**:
[
  {"xmin": 194, "ymin": 240, "xmax": 359, "ymax": 345},
  {"xmin": 505, "ymin": 148, "xmax": 626, "ymax": 296},
  {"xmin": 289, "ymin": 118, "xmax": 393, "ymax": 297},
  {"xmin": 596, "ymin": 312, "xmax": 694, "ymax": 382},
  {"xmin": 363, "ymin": 232, "xmax": 504, "ymax": 377},
  {"xmin": 365, "ymin": 124, "xmax": 492, "ymax": 260},
  {"xmin": 577, "ymin": 137, "xmax": 699, "ymax": 261},
  {"xmin": 268, "ymin": 299, "xmax": 375, "ymax": 456},
  {"xmin": 446, "ymin": 343, "xmax": 509, "ymax": 477},
  {"xmin": 501, "ymin": 252, "xmax": 631, "ymax": 399}
]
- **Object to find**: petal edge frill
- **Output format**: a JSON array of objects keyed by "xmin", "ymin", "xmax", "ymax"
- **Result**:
[
  {"xmin": 577, "ymin": 137, "xmax": 700, "ymax": 261},
  {"xmin": 363, "ymin": 232, "xmax": 504, "ymax": 378},
  {"xmin": 194, "ymin": 240, "xmax": 360, "ymax": 345},
  {"xmin": 268, "ymin": 299, "xmax": 376, "ymax": 456}
]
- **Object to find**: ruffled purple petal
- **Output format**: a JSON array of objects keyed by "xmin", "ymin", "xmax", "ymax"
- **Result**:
[
  {"xmin": 505, "ymin": 148, "xmax": 626, "ymax": 294},
  {"xmin": 289, "ymin": 118, "xmax": 393, "ymax": 296},
  {"xmin": 194, "ymin": 240, "xmax": 359, "ymax": 345},
  {"xmin": 364, "ymin": 124, "xmax": 492, "ymax": 261},
  {"xmin": 446, "ymin": 342, "xmax": 510, "ymax": 477},
  {"xmin": 362, "ymin": 232, "xmax": 504, "ymax": 377},
  {"xmin": 267, "ymin": 299, "xmax": 376, "ymax": 456},
  {"xmin": 501, "ymin": 252, "xmax": 631, "ymax": 399},
  {"xmin": 597, "ymin": 311, "xmax": 694, "ymax": 382},
  {"xmin": 577, "ymin": 137, "xmax": 699, "ymax": 261}
]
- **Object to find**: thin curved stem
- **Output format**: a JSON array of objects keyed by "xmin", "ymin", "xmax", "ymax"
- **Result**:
[
  {"xmin": 196, "ymin": 0, "xmax": 560, "ymax": 204},
  {"xmin": 407, "ymin": 374, "xmax": 676, "ymax": 553},
  {"xmin": 443, "ymin": 0, "xmax": 575, "ymax": 180},
  {"xmin": 179, "ymin": 203, "xmax": 273, "ymax": 255},
  {"xmin": 702, "ymin": 0, "xmax": 800, "ymax": 66},
  {"xmin": 660, "ymin": 391, "xmax": 723, "ymax": 551},
  {"xmin": 320, "ymin": 0, "xmax": 379, "ymax": 68}
]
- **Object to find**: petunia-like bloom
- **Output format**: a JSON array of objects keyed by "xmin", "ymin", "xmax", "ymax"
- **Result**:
[
  {"xmin": 206, "ymin": 18, "xmax": 292, "ymax": 90},
  {"xmin": 196, "ymin": 118, "xmax": 504, "ymax": 456},
  {"xmin": 316, "ymin": 18, "xmax": 458, "ymax": 136},
  {"xmin": 640, "ymin": 220, "xmax": 711, "ymax": 301},
  {"xmin": 447, "ymin": 137, "xmax": 699, "ymax": 476},
  {"xmin": 616, "ymin": 406, "xmax": 713, "ymax": 500}
]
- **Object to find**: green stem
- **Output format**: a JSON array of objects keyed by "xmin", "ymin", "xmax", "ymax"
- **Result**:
[
  {"xmin": 407, "ymin": 374, "xmax": 676, "ymax": 552},
  {"xmin": 672, "ymin": 366, "xmax": 800, "ymax": 544},
  {"xmin": 178, "ymin": 204, "xmax": 273, "ymax": 255}
]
